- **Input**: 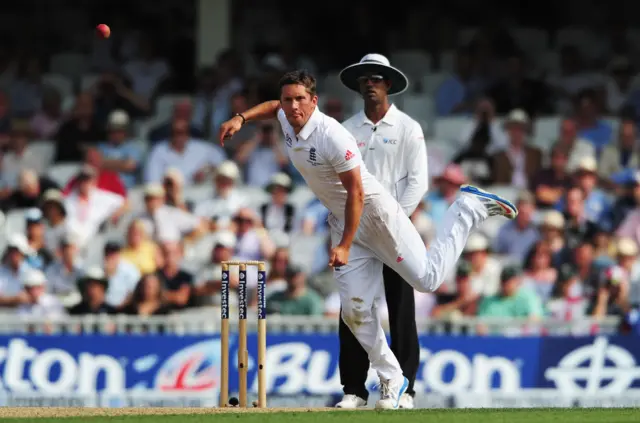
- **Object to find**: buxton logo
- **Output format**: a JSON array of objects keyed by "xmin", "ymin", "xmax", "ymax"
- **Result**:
[{"xmin": 155, "ymin": 340, "xmax": 219, "ymax": 392}]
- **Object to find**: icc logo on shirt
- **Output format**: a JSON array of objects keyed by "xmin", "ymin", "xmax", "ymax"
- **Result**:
[{"xmin": 383, "ymin": 138, "xmax": 397, "ymax": 145}]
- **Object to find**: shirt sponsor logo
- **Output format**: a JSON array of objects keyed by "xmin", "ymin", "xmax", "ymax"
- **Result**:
[
  {"xmin": 345, "ymin": 150, "xmax": 355, "ymax": 161},
  {"xmin": 285, "ymin": 134, "xmax": 293, "ymax": 147},
  {"xmin": 383, "ymin": 138, "xmax": 397, "ymax": 145}
]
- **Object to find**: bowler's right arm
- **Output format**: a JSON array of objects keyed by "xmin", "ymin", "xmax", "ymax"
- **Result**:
[{"xmin": 219, "ymin": 101, "xmax": 281, "ymax": 144}]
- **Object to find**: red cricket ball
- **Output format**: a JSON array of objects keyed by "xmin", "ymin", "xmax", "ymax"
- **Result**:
[{"xmin": 96, "ymin": 24, "xmax": 111, "ymax": 39}]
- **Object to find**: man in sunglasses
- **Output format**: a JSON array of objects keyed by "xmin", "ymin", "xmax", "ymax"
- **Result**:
[
  {"xmin": 218, "ymin": 69, "xmax": 518, "ymax": 410},
  {"xmin": 333, "ymin": 54, "xmax": 427, "ymax": 409}
]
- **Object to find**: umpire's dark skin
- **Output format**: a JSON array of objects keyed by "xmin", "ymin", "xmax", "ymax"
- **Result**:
[{"xmin": 338, "ymin": 73, "xmax": 420, "ymax": 401}]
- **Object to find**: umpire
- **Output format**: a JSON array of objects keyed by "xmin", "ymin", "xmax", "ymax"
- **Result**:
[{"xmin": 336, "ymin": 54, "xmax": 428, "ymax": 409}]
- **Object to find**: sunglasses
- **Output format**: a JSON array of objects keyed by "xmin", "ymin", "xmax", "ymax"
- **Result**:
[
  {"xmin": 233, "ymin": 217, "xmax": 253, "ymax": 224},
  {"xmin": 357, "ymin": 75, "xmax": 385, "ymax": 83}
]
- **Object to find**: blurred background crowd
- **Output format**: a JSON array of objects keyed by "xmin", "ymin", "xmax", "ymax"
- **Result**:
[{"xmin": 1, "ymin": 0, "xmax": 640, "ymax": 332}]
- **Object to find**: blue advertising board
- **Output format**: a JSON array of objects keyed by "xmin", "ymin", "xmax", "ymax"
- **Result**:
[{"xmin": 0, "ymin": 334, "xmax": 638, "ymax": 402}]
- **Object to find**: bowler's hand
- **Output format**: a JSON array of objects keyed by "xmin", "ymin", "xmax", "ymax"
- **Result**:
[
  {"xmin": 218, "ymin": 116, "xmax": 244, "ymax": 146},
  {"xmin": 328, "ymin": 245, "xmax": 350, "ymax": 267}
]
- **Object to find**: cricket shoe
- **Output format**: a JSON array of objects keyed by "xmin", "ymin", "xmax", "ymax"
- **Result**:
[
  {"xmin": 375, "ymin": 376, "xmax": 409, "ymax": 410},
  {"xmin": 398, "ymin": 393, "xmax": 414, "ymax": 409},
  {"xmin": 335, "ymin": 394, "xmax": 367, "ymax": 408},
  {"xmin": 460, "ymin": 185, "xmax": 518, "ymax": 220}
]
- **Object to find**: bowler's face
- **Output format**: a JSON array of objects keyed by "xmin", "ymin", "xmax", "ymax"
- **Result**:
[{"xmin": 280, "ymin": 84, "xmax": 317, "ymax": 129}]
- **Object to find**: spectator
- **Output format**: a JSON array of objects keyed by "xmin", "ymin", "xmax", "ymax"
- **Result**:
[
  {"xmin": 44, "ymin": 230, "xmax": 83, "ymax": 307},
  {"xmin": 162, "ymin": 168, "xmax": 189, "ymax": 211},
  {"xmin": 63, "ymin": 165, "xmax": 125, "ymax": 248},
  {"xmin": 431, "ymin": 261, "xmax": 479, "ymax": 318},
  {"xmin": 598, "ymin": 119, "xmax": 639, "ymax": 180},
  {"xmin": 457, "ymin": 98, "xmax": 507, "ymax": 154},
  {"xmin": 8, "ymin": 57, "xmax": 45, "ymax": 117},
  {"xmin": 40, "ymin": 189, "xmax": 69, "ymax": 254},
  {"xmin": 462, "ymin": 233, "xmax": 502, "ymax": 297},
  {"xmin": 436, "ymin": 47, "xmax": 479, "ymax": 116},
  {"xmin": 493, "ymin": 191, "xmax": 538, "ymax": 261},
  {"xmin": 477, "ymin": 265, "xmax": 544, "ymax": 319},
  {"xmin": 0, "ymin": 234, "xmax": 33, "ymax": 307},
  {"xmin": 136, "ymin": 183, "xmax": 205, "ymax": 243},
  {"xmin": 30, "ymin": 88, "xmax": 63, "ymax": 140},
  {"xmin": 560, "ymin": 157, "xmax": 612, "ymax": 224},
  {"xmin": 487, "ymin": 53, "xmax": 552, "ymax": 117},
  {"xmin": 265, "ymin": 247, "xmax": 290, "ymax": 296},
  {"xmin": 589, "ymin": 265, "xmax": 630, "ymax": 318},
  {"xmin": 301, "ymin": 199, "xmax": 330, "ymax": 235},
  {"xmin": 231, "ymin": 208, "xmax": 276, "ymax": 261},
  {"xmin": 121, "ymin": 219, "xmax": 162, "ymax": 275},
  {"xmin": 235, "ymin": 120, "xmax": 288, "ymax": 187},
  {"xmin": 521, "ymin": 241, "xmax": 558, "ymax": 303},
  {"xmin": 91, "ymin": 71, "xmax": 150, "ymax": 126},
  {"xmin": 452, "ymin": 109, "xmax": 493, "ymax": 185},
  {"xmin": 424, "ymin": 164, "xmax": 466, "ymax": 225},
  {"xmin": 103, "ymin": 242, "xmax": 141, "ymax": 309},
  {"xmin": 547, "ymin": 46, "xmax": 597, "ymax": 114},
  {"xmin": 553, "ymin": 118, "xmax": 596, "ymax": 173},
  {"xmin": 610, "ymin": 170, "xmax": 640, "ymax": 230},
  {"xmin": 539, "ymin": 210, "xmax": 566, "ymax": 256},
  {"xmin": 615, "ymin": 238, "xmax": 639, "ymax": 284},
  {"xmin": 574, "ymin": 89, "xmax": 613, "ymax": 155},
  {"xmin": 1, "ymin": 169, "xmax": 58, "ymax": 212},
  {"xmin": 266, "ymin": 266, "xmax": 324, "ymax": 316},
  {"xmin": 122, "ymin": 36, "xmax": 170, "ymax": 101},
  {"xmin": 547, "ymin": 264, "xmax": 587, "ymax": 321},
  {"xmin": 562, "ymin": 186, "xmax": 599, "ymax": 252},
  {"xmin": 192, "ymin": 50, "xmax": 243, "ymax": 139},
  {"xmin": 157, "ymin": 240, "xmax": 194, "ymax": 310},
  {"xmin": 193, "ymin": 231, "xmax": 240, "ymax": 307},
  {"xmin": 24, "ymin": 208, "xmax": 54, "ymax": 271},
  {"xmin": 260, "ymin": 172, "xmax": 296, "ymax": 234},
  {"xmin": 490, "ymin": 109, "xmax": 542, "ymax": 189},
  {"xmin": 144, "ymin": 119, "xmax": 226, "ymax": 184},
  {"xmin": 605, "ymin": 57, "xmax": 635, "ymax": 114},
  {"xmin": 68, "ymin": 267, "xmax": 116, "ymax": 315},
  {"xmin": 54, "ymin": 93, "xmax": 105, "ymax": 163},
  {"xmin": 17, "ymin": 268, "xmax": 65, "ymax": 320},
  {"xmin": 194, "ymin": 161, "xmax": 249, "ymax": 230},
  {"xmin": 148, "ymin": 99, "xmax": 204, "ymax": 144},
  {"xmin": 323, "ymin": 98, "xmax": 344, "ymax": 122},
  {"xmin": 122, "ymin": 273, "xmax": 172, "ymax": 316},
  {"xmin": 530, "ymin": 143, "xmax": 571, "ymax": 209},
  {"xmin": 0, "ymin": 91, "xmax": 12, "ymax": 146},
  {"xmin": 1, "ymin": 120, "xmax": 47, "ymax": 186},
  {"xmin": 63, "ymin": 149, "xmax": 127, "ymax": 198},
  {"xmin": 97, "ymin": 110, "xmax": 144, "ymax": 189}
]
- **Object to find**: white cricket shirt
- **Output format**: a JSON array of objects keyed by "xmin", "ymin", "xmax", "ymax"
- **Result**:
[
  {"xmin": 342, "ymin": 104, "xmax": 428, "ymax": 216},
  {"xmin": 276, "ymin": 107, "xmax": 385, "ymax": 221}
]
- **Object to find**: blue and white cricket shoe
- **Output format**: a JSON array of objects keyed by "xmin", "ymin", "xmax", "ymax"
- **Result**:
[
  {"xmin": 460, "ymin": 185, "xmax": 518, "ymax": 220},
  {"xmin": 375, "ymin": 376, "xmax": 409, "ymax": 410}
]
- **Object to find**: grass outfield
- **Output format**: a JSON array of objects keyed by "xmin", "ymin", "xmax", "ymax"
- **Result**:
[{"xmin": 1, "ymin": 408, "xmax": 640, "ymax": 423}]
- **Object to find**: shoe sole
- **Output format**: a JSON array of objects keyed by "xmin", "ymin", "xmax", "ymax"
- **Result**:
[{"xmin": 460, "ymin": 185, "xmax": 519, "ymax": 219}]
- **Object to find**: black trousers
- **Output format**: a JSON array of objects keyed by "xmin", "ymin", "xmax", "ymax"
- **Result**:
[{"xmin": 338, "ymin": 265, "xmax": 420, "ymax": 400}]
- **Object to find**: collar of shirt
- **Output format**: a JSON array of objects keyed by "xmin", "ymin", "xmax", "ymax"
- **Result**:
[
  {"xmin": 297, "ymin": 107, "xmax": 323, "ymax": 141},
  {"xmin": 353, "ymin": 103, "xmax": 399, "ymax": 128}
]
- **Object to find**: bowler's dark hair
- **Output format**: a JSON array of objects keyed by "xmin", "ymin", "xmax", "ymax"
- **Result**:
[{"xmin": 279, "ymin": 70, "xmax": 317, "ymax": 96}]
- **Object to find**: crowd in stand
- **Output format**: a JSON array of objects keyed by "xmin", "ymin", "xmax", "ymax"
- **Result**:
[{"xmin": 0, "ymin": 23, "xmax": 639, "ymax": 334}]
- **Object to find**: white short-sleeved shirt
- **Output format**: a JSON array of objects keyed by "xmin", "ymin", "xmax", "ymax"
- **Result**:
[
  {"xmin": 342, "ymin": 104, "xmax": 428, "ymax": 216},
  {"xmin": 276, "ymin": 107, "xmax": 384, "ymax": 222}
]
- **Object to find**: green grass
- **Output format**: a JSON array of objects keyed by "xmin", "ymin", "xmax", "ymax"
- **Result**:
[{"xmin": 6, "ymin": 409, "xmax": 640, "ymax": 423}]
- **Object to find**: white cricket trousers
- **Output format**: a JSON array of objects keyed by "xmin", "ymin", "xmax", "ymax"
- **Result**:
[{"xmin": 330, "ymin": 193, "xmax": 488, "ymax": 383}]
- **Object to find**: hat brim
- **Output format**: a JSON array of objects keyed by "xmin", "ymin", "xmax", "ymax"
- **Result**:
[
  {"xmin": 339, "ymin": 63, "xmax": 409, "ymax": 96},
  {"xmin": 266, "ymin": 183, "xmax": 293, "ymax": 193}
]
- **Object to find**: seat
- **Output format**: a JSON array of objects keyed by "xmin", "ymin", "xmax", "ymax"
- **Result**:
[
  {"xmin": 184, "ymin": 185, "xmax": 214, "ymax": 204},
  {"xmin": 439, "ymin": 51, "xmax": 455, "ymax": 73},
  {"xmin": 457, "ymin": 28, "xmax": 478, "ymax": 46},
  {"xmin": 389, "ymin": 50, "xmax": 432, "ymax": 89},
  {"xmin": 236, "ymin": 186, "xmax": 269, "ymax": 208},
  {"xmin": 289, "ymin": 185, "xmax": 316, "ymax": 210},
  {"xmin": 80, "ymin": 74, "xmax": 100, "ymax": 92},
  {"xmin": 49, "ymin": 53, "xmax": 88, "ymax": 79},
  {"xmin": 29, "ymin": 141, "xmax": 57, "ymax": 169},
  {"xmin": 4, "ymin": 210, "xmax": 26, "ymax": 238},
  {"xmin": 47, "ymin": 163, "xmax": 81, "ymax": 186},
  {"xmin": 511, "ymin": 28, "xmax": 549, "ymax": 55},
  {"xmin": 426, "ymin": 139, "xmax": 460, "ymax": 178},
  {"xmin": 402, "ymin": 95, "xmax": 435, "ymax": 123},
  {"xmin": 42, "ymin": 74, "xmax": 74, "ymax": 98},
  {"xmin": 154, "ymin": 95, "xmax": 191, "ymax": 121},
  {"xmin": 533, "ymin": 116, "xmax": 561, "ymax": 144},
  {"xmin": 433, "ymin": 117, "xmax": 470, "ymax": 145},
  {"xmin": 289, "ymin": 233, "xmax": 328, "ymax": 273},
  {"xmin": 421, "ymin": 73, "xmax": 449, "ymax": 96}
]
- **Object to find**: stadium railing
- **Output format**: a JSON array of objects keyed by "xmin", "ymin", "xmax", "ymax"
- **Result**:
[{"xmin": 0, "ymin": 308, "xmax": 622, "ymax": 336}]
